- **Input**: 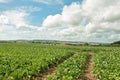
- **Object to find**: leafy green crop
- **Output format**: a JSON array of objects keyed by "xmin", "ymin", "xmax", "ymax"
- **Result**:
[
  {"xmin": 0, "ymin": 43, "xmax": 76, "ymax": 80},
  {"xmin": 93, "ymin": 47, "xmax": 120, "ymax": 80},
  {"xmin": 48, "ymin": 52, "xmax": 88, "ymax": 80},
  {"xmin": 0, "ymin": 43, "xmax": 120, "ymax": 80}
]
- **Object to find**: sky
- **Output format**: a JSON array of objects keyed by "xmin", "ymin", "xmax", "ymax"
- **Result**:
[{"xmin": 0, "ymin": 0, "xmax": 120, "ymax": 43}]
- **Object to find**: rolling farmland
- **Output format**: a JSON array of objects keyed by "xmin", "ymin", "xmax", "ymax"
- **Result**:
[{"xmin": 0, "ymin": 43, "xmax": 120, "ymax": 80}]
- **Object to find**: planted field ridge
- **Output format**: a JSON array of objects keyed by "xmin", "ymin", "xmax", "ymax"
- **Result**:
[
  {"xmin": 47, "ymin": 52, "xmax": 88, "ymax": 80},
  {"xmin": 0, "ymin": 43, "xmax": 120, "ymax": 80},
  {"xmin": 78, "ymin": 53, "xmax": 97, "ymax": 80}
]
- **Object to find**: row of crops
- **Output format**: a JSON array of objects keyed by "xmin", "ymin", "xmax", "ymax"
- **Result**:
[
  {"xmin": 48, "ymin": 52, "xmax": 88, "ymax": 80},
  {"xmin": 0, "ymin": 43, "xmax": 78, "ymax": 80},
  {"xmin": 0, "ymin": 43, "xmax": 120, "ymax": 80},
  {"xmin": 93, "ymin": 48, "xmax": 120, "ymax": 80}
]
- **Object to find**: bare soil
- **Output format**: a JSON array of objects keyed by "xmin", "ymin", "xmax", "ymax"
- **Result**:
[
  {"xmin": 78, "ymin": 53, "xmax": 98, "ymax": 80},
  {"xmin": 27, "ymin": 53, "xmax": 97, "ymax": 80},
  {"xmin": 28, "ymin": 53, "xmax": 76, "ymax": 80},
  {"xmin": 37, "ymin": 66, "xmax": 56, "ymax": 80}
]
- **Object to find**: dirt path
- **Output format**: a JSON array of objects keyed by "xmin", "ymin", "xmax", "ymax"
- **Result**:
[
  {"xmin": 31, "ymin": 53, "xmax": 76, "ymax": 80},
  {"xmin": 37, "ymin": 66, "xmax": 56, "ymax": 80},
  {"xmin": 78, "ymin": 53, "xmax": 98, "ymax": 80}
]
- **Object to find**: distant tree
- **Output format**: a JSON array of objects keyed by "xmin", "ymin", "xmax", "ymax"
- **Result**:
[{"xmin": 112, "ymin": 41, "xmax": 120, "ymax": 44}]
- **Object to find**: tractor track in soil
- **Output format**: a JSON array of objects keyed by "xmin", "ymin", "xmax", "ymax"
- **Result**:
[
  {"xmin": 78, "ymin": 53, "xmax": 98, "ymax": 80},
  {"xmin": 28, "ymin": 52, "xmax": 76, "ymax": 80}
]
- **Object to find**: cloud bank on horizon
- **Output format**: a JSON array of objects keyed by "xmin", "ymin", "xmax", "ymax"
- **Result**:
[{"xmin": 0, "ymin": 0, "xmax": 120, "ymax": 43}]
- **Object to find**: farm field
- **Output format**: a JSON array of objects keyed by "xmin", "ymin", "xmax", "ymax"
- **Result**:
[{"xmin": 0, "ymin": 43, "xmax": 120, "ymax": 80}]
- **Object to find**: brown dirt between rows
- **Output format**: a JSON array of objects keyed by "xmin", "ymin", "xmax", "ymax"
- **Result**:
[
  {"xmin": 29, "ymin": 53, "xmax": 75, "ymax": 80},
  {"xmin": 78, "ymin": 53, "xmax": 98, "ymax": 80},
  {"xmin": 28, "ymin": 53, "xmax": 98, "ymax": 80},
  {"xmin": 39, "ymin": 53, "xmax": 98, "ymax": 80},
  {"xmin": 37, "ymin": 66, "xmax": 56, "ymax": 80},
  {"xmin": 28, "ymin": 64, "xmax": 57, "ymax": 80}
]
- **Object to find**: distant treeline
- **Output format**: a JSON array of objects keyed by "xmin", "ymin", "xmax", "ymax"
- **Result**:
[
  {"xmin": 0, "ymin": 40, "xmax": 61, "ymax": 44},
  {"xmin": 112, "ymin": 41, "xmax": 120, "ymax": 44},
  {"xmin": 0, "ymin": 40, "xmax": 120, "ymax": 47}
]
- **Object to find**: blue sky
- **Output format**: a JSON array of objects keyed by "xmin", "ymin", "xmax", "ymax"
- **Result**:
[{"xmin": 0, "ymin": 0, "xmax": 120, "ymax": 43}]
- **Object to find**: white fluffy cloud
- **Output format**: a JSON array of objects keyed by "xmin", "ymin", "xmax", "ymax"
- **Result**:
[
  {"xmin": 0, "ymin": 10, "xmax": 28, "ymax": 28},
  {"xmin": 39, "ymin": 0, "xmax": 120, "ymax": 42},
  {"xmin": 0, "ymin": 8, "xmax": 40, "ymax": 40},
  {"xmin": 40, "ymin": 3, "xmax": 83, "ymax": 30}
]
